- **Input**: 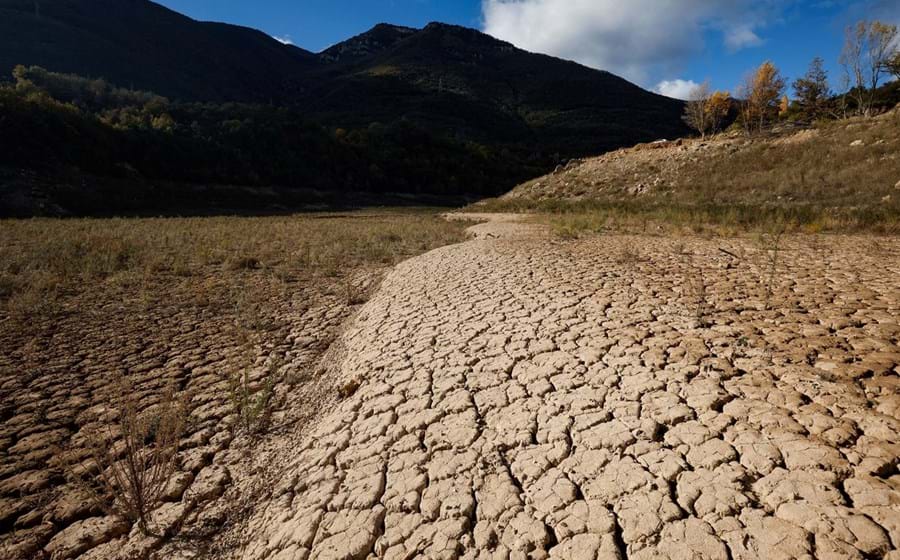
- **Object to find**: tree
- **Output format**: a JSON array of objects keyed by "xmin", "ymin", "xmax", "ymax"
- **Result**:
[
  {"xmin": 839, "ymin": 20, "xmax": 898, "ymax": 116},
  {"xmin": 738, "ymin": 61, "xmax": 786, "ymax": 133},
  {"xmin": 682, "ymin": 81, "xmax": 712, "ymax": 137},
  {"xmin": 682, "ymin": 83, "xmax": 733, "ymax": 137},
  {"xmin": 792, "ymin": 57, "xmax": 831, "ymax": 120},
  {"xmin": 706, "ymin": 90, "xmax": 732, "ymax": 135},
  {"xmin": 888, "ymin": 51, "xmax": 900, "ymax": 80}
]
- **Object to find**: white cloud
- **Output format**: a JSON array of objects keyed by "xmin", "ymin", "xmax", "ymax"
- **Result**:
[
  {"xmin": 481, "ymin": 0, "xmax": 786, "ymax": 85},
  {"xmin": 655, "ymin": 79, "xmax": 701, "ymax": 100},
  {"xmin": 724, "ymin": 25, "xmax": 764, "ymax": 50},
  {"xmin": 272, "ymin": 35, "xmax": 294, "ymax": 45}
]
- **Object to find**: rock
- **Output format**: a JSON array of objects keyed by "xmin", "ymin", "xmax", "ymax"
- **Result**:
[
  {"xmin": 43, "ymin": 516, "xmax": 129, "ymax": 559},
  {"xmin": 185, "ymin": 465, "xmax": 231, "ymax": 504},
  {"xmin": 850, "ymin": 140, "xmax": 864, "ymax": 147}
]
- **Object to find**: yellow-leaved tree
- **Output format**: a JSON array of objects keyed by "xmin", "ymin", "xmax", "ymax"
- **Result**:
[
  {"xmin": 706, "ymin": 90, "xmax": 732, "ymax": 135},
  {"xmin": 683, "ymin": 83, "xmax": 732, "ymax": 138},
  {"xmin": 738, "ymin": 61, "xmax": 786, "ymax": 133}
]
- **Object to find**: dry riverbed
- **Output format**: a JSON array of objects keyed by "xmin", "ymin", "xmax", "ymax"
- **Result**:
[
  {"xmin": 2, "ymin": 213, "xmax": 899, "ymax": 559},
  {"xmin": 244, "ymin": 215, "xmax": 900, "ymax": 560}
]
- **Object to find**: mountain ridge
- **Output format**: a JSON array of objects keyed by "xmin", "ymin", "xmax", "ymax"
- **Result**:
[
  {"xmin": 0, "ymin": 0, "xmax": 688, "ymax": 158},
  {"xmin": 1, "ymin": 0, "xmax": 692, "ymax": 215}
]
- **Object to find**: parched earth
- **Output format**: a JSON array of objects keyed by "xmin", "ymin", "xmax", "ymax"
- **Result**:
[
  {"xmin": 0, "ymin": 265, "xmax": 378, "ymax": 559},
  {"xmin": 3, "ymin": 215, "xmax": 900, "ymax": 559},
  {"xmin": 240, "ymin": 215, "xmax": 900, "ymax": 560}
]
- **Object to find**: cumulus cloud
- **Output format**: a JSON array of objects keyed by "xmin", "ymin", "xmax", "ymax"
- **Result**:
[
  {"xmin": 655, "ymin": 79, "xmax": 701, "ymax": 100},
  {"xmin": 481, "ymin": 0, "xmax": 785, "ymax": 84},
  {"xmin": 272, "ymin": 35, "xmax": 294, "ymax": 45}
]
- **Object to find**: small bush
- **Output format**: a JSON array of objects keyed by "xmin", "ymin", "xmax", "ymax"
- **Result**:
[
  {"xmin": 228, "ymin": 366, "xmax": 277, "ymax": 436},
  {"xmin": 68, "ymin": 374, "xmax": 188, "ymax": 536}
]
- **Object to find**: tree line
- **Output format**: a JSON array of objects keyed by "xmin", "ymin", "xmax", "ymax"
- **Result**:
[
  {"xmin": 683, "ymin": 20, "xmax": 900, "ymax": 136},
  {"xmin": 0, "ymin": 65, "xmax": 543, "ymax": 200}
]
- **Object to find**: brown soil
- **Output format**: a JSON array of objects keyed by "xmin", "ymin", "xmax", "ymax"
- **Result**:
[
  {"xmin": 3, "ymin": 214, "xmax": 900, "ymax": 559},
  {"xmin": 237, "ymin": 215, "xmax": 900, "ymax": 560}
]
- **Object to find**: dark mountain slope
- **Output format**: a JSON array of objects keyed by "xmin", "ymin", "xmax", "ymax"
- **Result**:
[
  {"xmin": 320, "ymin": 23, "xmax": 418, "ymax": 64},
  {"xmin": 0, "ymin": 0, "xmax": 316, "ymax": 101},
  {"xmin": 300, "ymin": 23, "xmax": 688, "ymax": 155},
  {"xmin": 1, "ymin": 1, "xmax": 692, "ymax": 215},
  {"xmin": 1, "ymin": 1, "xmax": 687, "ymax": 155}
]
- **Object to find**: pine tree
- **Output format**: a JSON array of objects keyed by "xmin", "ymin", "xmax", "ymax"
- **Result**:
[{"xmin": 792, "ymin": 57, "xmax": 831, "ymax": 120}]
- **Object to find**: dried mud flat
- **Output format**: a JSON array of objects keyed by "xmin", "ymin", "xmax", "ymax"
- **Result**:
[
  {"xmin": 5, "ymin": 214, "xmax": 900, "ymax": 559},
  {"xmin": 242, "ymin": 216, "xmax": 900, "ymax": 560},
  {"xmin": 0, "ymin": 265, "xmax": 373, "ymax": 560}
]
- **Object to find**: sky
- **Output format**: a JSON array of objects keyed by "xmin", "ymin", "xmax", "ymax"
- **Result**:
[{"xmin": 157, "ymin": 0, "xmax": 900, "ymax": 100}]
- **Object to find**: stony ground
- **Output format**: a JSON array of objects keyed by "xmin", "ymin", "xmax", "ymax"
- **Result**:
[
  {"xmin": 495, "ymin": 110, "xmax": 900, "ymax": 230},
  {"xmin": 240, "ymin": 215, "xmax": 900, "ymax": 560}
]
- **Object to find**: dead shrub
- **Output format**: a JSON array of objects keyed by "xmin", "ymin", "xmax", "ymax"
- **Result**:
[{"xmin": 67, "ymin": 374, "xmax": 188, "ymax": 536}]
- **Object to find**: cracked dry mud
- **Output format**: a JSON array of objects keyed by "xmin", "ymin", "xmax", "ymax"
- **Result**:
[{"xmin": 240, "ymin": 215, "xmax": 900, "ymax": 560}]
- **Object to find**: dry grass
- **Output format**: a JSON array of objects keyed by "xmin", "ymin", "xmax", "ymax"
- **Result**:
[
  {"xmin": 470, "ymin": 111, "xmax": 900, "ymax": 235},
  {"xmin": 0, "ymin": 210, "xmax": 468, "ymax": 316}
]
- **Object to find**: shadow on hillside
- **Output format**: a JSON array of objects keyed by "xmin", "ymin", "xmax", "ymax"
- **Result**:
[{"xmin": 0, "ymin": 168, "xmax": 480, "ymax": 218}]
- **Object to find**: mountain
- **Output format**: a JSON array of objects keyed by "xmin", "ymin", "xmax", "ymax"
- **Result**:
[
  {"xmin": 1, "ymin": 0, "xmax": 688, "ymax": 158},
  {"xmin": 304, "ymin": 22, "xmax": 687, "ymax": 154},
  {"xmin": 320, "ymin": 23, "xmax": 418, "ymax": 64},
  {"xmin": 0, "ymin": 0, "xmax": 316, "ymax": 101}
]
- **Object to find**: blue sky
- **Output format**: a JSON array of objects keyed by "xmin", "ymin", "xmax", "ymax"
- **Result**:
[{"xmin": 157, "ymin": 0, "xmax": 899, "ymax": 99}]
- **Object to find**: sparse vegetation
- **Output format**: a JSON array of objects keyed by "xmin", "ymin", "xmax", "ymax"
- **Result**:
[
  {"xmin": 68, "ymin": 374, "xmax": 189, "ymax": 536},
  {"xmin": 792, "ymin": 57, "xmax": 832, "ymax": 120},
  {"xmin": 0, "ymin": 209, "xmax": 468, "ymax": 555},
  {"xmin": 228, "ymin": 354, "xmax": 280, "ymax": 437},
  {"xmin": 738, "ymin": 61, "xmax": 787, "ymax": 133},
  {"xmin": 0, "ymin": 211, "xmax": 468, "ymax": 316},
  {"xmin": 758, "ymin": 226, "xmax": 786, "ymax": 310},
  {"xmin": 840, "ymin": 21, "xmax": 898, "ymax": 116},
  {"xmin": 471, "ymin": 108, "xmax": 900, "ymax": 235},
  {"xmin": 682, "ymin": 81, "xmax": 731, "ymax": 137}
]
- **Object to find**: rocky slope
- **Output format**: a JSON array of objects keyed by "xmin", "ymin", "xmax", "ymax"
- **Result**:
[{"xmin": 502, "ymin": 110, "xmax": 900, "ymax": 213}]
